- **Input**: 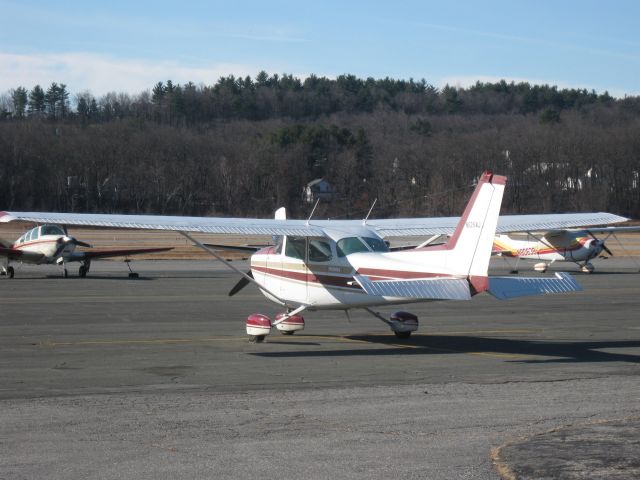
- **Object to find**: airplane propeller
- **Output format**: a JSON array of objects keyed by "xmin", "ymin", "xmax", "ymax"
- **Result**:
[
  {"xmin": 587, "ymin": 231, "xmax": 613, "ymax": 256},
  {"xmin": 229, "ymin": 270, "xmax": 254, "ymax": 296},
  {"xmin": 71, "ymin": 238, "xmax": 92, "ymax": 248},
  {"xmin": 58, "ymin": 236, "xmax": 92, "ymax": 248}
]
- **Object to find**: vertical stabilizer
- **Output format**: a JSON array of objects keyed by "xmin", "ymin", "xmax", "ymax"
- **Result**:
[{"xmin": 445, "ymin": 172, "xmax": 506, "ymax": 286}]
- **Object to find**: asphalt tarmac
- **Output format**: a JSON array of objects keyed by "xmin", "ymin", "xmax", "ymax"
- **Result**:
[{"xmin": 1, "ymin": 258, "xmax": 639, "ymax": 479}]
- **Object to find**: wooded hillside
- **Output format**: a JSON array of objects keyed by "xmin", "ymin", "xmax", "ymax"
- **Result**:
[{"xmin": 1, "ymin": 74, "xmax": 639, "ymax": 219}]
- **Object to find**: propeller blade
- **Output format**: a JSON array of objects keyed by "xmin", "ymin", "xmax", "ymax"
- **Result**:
[
  {"xmin": 602, "ymin": 244, "xmax": 614, "ymax": 256},
  {"xmin": 71, "ymin": 238, "xmax": 93, "ymax": 248},
  {"xmin": 229, "ymin": 271, "xmax": 253, "ymax": 296}
]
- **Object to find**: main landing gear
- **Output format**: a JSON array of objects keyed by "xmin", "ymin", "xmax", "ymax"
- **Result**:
[
  {"xmin": 79, "ymin": 260, "xmax": 91, "ymax": 278},
  {"xmin": 245, "ymin": 308, "xmax": 307, "ymax": 342},
  {"xmin": 124, "ymin": 259, "xmax": 140, "ymax": 279},
  {"xmin": 365, "ymin": 308, "xmax": 419, "ymax": 338},
  {"xmin": 580, "ymin": 262, "xmax": 595, "ymax": 273},
  {"xmin": 1, "ymin": 265, "xmax": 14, "ymax": 278}
]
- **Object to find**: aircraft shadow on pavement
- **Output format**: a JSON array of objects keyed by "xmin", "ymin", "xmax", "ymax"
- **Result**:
[{"xmin": 251, "ymin": 335, "xmax": 640, "ymax": 364}]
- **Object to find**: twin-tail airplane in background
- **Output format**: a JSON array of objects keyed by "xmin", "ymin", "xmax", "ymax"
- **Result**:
[
  {"xmin": 0, "ymin": 224, "xmax": 172, "ymax": 278},
  {"xmin": 0, "ymin": 171, "xmax": 632, "ymax": 341},
  {"xmin": 493, "ymin": 227, "xmax": 640, "ymax": 273}
]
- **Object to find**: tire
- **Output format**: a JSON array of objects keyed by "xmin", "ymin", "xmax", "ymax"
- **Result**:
[
  {"xmin": 249, "ymin": 335, "xmax": 265, "ymax": 343},
  {"xmin": 128, "ymin": 272, "xmax": 140, "ymax": 279},
  {"xmin": 79, "ymin": 266, "xmax": 87, "ymax": 278},
  {"xmin": 63, "ymin": 269, "xmax": 68, "ymax": 278},
  {"xmin": 7, "ymin": 266, "xmax": 14, "ymax": 279},
  {"xmin": 280, "ymin": 330, "xmax": 295, "ymax": 335}
]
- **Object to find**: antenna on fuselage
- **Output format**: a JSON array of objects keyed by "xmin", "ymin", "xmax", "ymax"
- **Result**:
[
  {"xmin": 305, "ymin": 198, "xmax": 321, "ymax": 226},
  {"xmin": 362, "ymin": 198, "xmax": 377, "ymax": 225}
]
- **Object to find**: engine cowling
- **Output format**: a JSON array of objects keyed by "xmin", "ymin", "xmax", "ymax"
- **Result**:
[
  {"xmin": 275, "ymin": 313, "xmax": 305, "ymax": 333},
  {"xmin": 246, "ymin": 314, "xmax": 272, "ymax": 336}
]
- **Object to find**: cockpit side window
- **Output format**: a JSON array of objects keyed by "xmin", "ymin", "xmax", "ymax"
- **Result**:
[
  {"xmin": 273, "ymin": 236, "xmax": 283, "ymax": 254},
  {"xmin": 308, "ymin": 238, "xmax": 332, "ymax": 262},
  {"xmin": 362, "ymin": 237, "xmax": 389, "ymax": 252},
  {"xmin": 26, "ymin": 230, "xmax": 34, "ymax": 242},
  {"xmin": 336, "ymin": 237, "xmax": 370, "ymax": 257},
  {"xmin": 285, "ymin": 236, "xmax": 307, "ymax": 260}
]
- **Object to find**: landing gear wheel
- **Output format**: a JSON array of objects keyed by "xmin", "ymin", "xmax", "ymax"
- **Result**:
[
  {"xmin": 7, "ymin": 266, "xmax": 14, "ymax": 279},
  {"xmin": 280, "ymin": 330, "xmax": 295, "ymax": 335},
  {"xmin": 79, "ymin": 265, "xmax": 87, "ymax": 278},
  {"xmin": 581, "ymin": 262, "xmax": 595, "ymax": 273},
  {"xmin": 394, "ymin": 331, "xmax": 412, "ymax": 339},
  {"xmin": 128, "ymin": 272, "xmax": 139, "ymax": 279},
  {"xmin": 63, "ymin": 268, "xmax": 68, "ymax": 278},
  {"xmin": 249, "ymin": 335, "xmax": 266, "ymax": 343}
]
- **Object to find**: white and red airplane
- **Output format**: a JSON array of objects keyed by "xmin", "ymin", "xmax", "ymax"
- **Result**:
[
  {"xmin": 0, "ymin": 224, "xmax": 172, "ymax": 278},
  {"xmin": 0, "ymin": 172, "xmax": 631, "ymax": 341},
  {"xmin": 493, "ymin": 227, "xmax": 640, "ymax": 273}
]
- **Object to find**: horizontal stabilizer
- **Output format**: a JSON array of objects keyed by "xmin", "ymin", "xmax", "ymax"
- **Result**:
[
  {"xmin": 354, "ymin": 275, "xmax": 471, "ymax": 300},
  {"xmin": 488, "ymin": 272, "xmax": 582, "ymax": 300}
]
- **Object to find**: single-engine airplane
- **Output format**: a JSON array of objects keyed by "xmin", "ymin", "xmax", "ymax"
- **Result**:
[
  {"xmin": 493, "ymin": 226, "xmax": 640, "ymax": 273},
  {"xmin": 0, "ymin": 172, "xmax": 631, "ymax": 341},
  {"xmin": 0, "ymin": 224, "xmax": 172, "ymax": 278}
]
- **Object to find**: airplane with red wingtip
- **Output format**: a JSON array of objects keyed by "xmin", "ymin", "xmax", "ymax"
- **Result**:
[
  {"xmin": 0, "ymin": 224, "xmax": 172, "ymax": 278},
  {"xmin": 0, "ymin": 172, "xmax": 632, "ymax": 341}
]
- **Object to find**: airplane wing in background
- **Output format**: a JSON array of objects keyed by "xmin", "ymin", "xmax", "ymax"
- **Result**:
[
  {"xmin": 65, "ymin": 247, "xmax": 173, "ymax": 262},
  {"xmin": 0, "ymin": 246, "xmax": 25, "ymax": 260},
  {"xmin": 0, "ymin": 210, "xmax": 629, "ymax": 238},
  {"xmin": 0, "ymin": 246, "xmax": 44, "ymax": 262}
]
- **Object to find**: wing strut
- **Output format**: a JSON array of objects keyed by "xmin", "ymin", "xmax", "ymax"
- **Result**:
[{"xmin": 178, "ymin": 231, "xmax": 287, "ymax": 304}]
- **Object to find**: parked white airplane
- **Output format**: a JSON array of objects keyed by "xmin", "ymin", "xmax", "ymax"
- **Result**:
[
  {"xmin": 0, "ymin": 224, "xmax": 172, "ymax": 278},
  {"xmin": 493, "ymin": 227, "xmax": 640, "ymax": 273},
  {"xmin": 0, "ymin": 172, "xmax": 629, "ymax": 341}
]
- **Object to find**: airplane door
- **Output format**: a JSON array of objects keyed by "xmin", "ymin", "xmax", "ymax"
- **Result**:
[{"xmin": 281, "ymin": 236, "xmax": 308, "ymax": 302}]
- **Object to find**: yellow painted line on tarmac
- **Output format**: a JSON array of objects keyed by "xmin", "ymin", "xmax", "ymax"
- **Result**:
[
  {"xmin": 40, "ymin": 329, "xmax": 533, "ymax": 360},
  {"xmin": 42, "ymin": 336, "xmax": 246, "ymax": 347}
]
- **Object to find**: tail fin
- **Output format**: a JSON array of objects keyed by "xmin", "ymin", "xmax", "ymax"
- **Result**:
[{"xmin": 445, "ymin": 171, "xmax": 506, "ymax": 282}]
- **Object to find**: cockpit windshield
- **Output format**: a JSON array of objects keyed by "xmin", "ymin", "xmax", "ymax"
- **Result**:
[
  {"xmin": 40, "ymin": 225, "xmax": 64, "ymax": 236},
  {"xmin": 336, "ymin": 237, "xmax": 370, "ymax": 257}
]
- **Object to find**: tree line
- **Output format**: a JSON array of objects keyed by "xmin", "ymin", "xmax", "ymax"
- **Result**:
[{"xmin": 1, "ymin": 73, "xmax": 639, "ymax": 220}]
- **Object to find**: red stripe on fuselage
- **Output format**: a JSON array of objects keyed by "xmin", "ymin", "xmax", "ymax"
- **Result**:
[
  {"xmin": 14, "ymin": 238, "xmax": 61, "ymax": 249},
  {"xmin": 251, "ymin": 265, "xmax": 360, "ymax": 289}
]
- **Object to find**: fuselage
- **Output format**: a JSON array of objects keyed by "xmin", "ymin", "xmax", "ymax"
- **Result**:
[
  {"xmin": 250, "ymin": 231, "xmax": 466, "ymax": 310},
  {"xmin": 12, "ymin": 225, "xmax": 76, "ymax": 264},
  {"xmin": 493, "ymin": 231, "xmax": 603, "ymax": 263}
]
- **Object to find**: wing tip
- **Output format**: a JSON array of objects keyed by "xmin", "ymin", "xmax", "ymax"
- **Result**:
[{"xmin": 0, "ymin": 211, "xmax": 15, "ymax": 223}]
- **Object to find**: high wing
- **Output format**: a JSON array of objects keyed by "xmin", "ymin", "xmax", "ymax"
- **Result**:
[
  {"xmin": 0, "ymin": 210, "xmax": 628, "ymax": 238},
  {"xmin": 559, "ymin": 226, "xmax": 640, "ymax": 234},
  {"xmin": 65, "ymin": 247, "xmax": 173, "ymax": 262}
]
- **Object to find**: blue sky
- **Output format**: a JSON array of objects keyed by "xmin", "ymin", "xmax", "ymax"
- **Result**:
[{"xmin": 1, "ymin": 0, "xmax": 639, "ymax": 96}]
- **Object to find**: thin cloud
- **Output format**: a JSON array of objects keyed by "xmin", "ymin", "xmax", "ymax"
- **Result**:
[
  {"xmin": 0, "ymin": 52, "xmax": 277, "ymax": 94},
  {"xmin": 415, "ymin": 22, "xmax": 640, "ymax": 63}
]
